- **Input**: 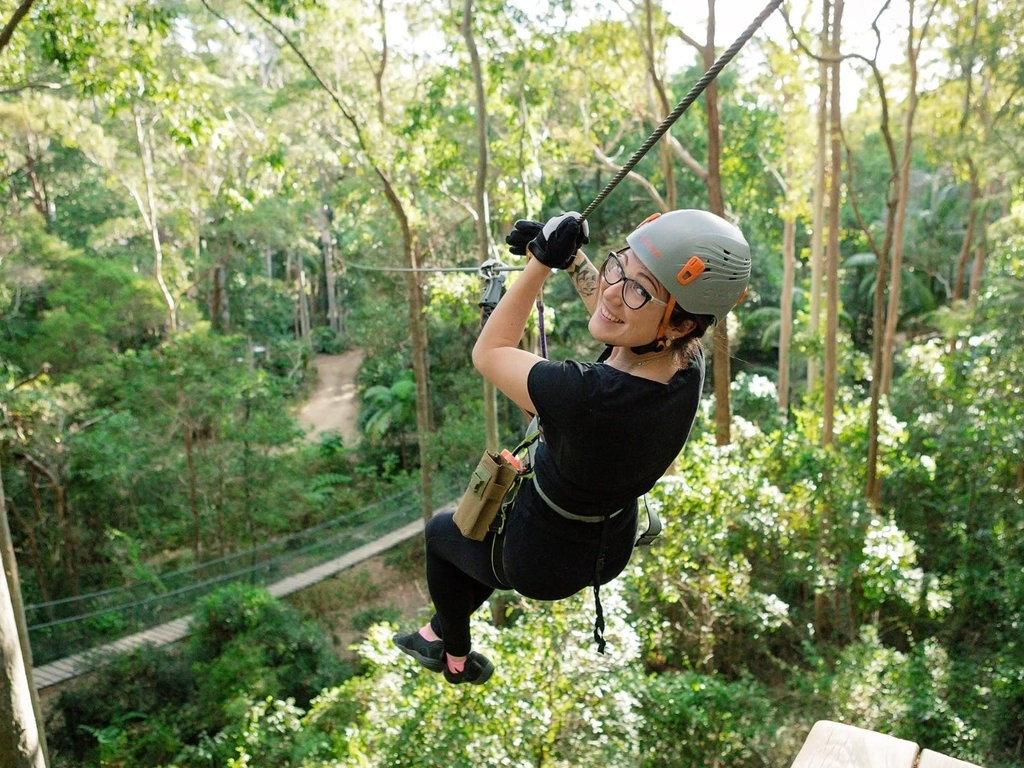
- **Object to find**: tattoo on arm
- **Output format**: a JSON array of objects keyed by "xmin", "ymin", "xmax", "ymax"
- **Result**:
[{"xmin": 566, "ymin": 257, "xmax": 599, "ymax": 314}]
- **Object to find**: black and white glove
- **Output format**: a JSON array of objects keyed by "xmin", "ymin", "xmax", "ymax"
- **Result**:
[
  {"xmin": 528, "ymin": 212, "xmax": 590, "ymax": 270},
  {"xmin": 505, "ymin": 219, "xmax": 543, "ymax": 256}
]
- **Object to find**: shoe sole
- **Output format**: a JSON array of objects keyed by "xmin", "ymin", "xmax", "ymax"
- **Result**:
[
  {"xmin": 444, "ymin": 655, "xmax": 495, "ymax": 685},
  {"xmin": 393, "ymin": 635, "xmax": 445, "ymax": 673}
]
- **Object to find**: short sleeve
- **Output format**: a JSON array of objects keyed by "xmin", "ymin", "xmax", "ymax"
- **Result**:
[{"xmin": 526, "ymin": 360, "xmax": 591, "ymax": 433}]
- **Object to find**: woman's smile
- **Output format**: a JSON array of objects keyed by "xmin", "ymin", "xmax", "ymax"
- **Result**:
[{"xmin": 597, "ymin": 304, "xmax": 624, "ymax": 324}]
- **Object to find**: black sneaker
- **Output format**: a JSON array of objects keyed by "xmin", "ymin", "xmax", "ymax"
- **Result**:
[
  {"xmin": 392, "ymin": 631, "xmax": 444, "ymax": 673},
  {"xmin": 443, "ymin": 651, "xmax": 494, "ymax": 685}
]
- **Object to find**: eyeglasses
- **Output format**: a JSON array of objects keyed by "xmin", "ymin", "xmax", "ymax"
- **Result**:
[{"xmin": 600, "ymin": 252, "xmax": 668, "ymax": 310}]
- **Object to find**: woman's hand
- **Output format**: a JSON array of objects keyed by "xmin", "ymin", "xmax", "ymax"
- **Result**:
[
  {"xmin": 529, "ymin": 213, "xmax": 590, "ymax": 270},
  {"xmin": 505, "ymin": 220, "xmax": 543, "ymax": 256}
]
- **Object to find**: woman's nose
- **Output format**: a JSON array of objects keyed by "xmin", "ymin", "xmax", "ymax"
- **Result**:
[{"xmin": 601, "ymin": 282, "xmax": 621, "ymax": 306}]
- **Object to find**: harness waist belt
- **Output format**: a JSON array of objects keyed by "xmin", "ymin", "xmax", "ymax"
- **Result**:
[{"xmin": 532, "ymin": 475, "xmax": 625, "ymax": 523}]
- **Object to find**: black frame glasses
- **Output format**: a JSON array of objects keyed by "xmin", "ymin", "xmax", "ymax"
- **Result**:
[{"xmin": 600, "ymin": 252, "xmax": 668, "ymax": 310}]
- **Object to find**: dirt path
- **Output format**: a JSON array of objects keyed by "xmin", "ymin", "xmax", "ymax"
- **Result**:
[
  {"xmin": 297, "ymin": 349, "xmax": 366, "ymax": 447},
  {"xmin": 292, "ymin": 349, "xmax": 431, "ymax": 652}
]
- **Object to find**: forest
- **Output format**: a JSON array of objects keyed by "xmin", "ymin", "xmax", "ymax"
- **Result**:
[{"xmin": 1, "ymin": 0, "xmax": 1022, "ymax": 766}]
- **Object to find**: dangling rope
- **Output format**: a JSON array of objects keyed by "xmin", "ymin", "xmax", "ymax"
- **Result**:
[
  {"xmin": 579, "ymin": 0, "xmax": 785, "ymax": 222},
  {"xmin": 536, "ymin": 297, "xmax": 548, "ymax": 359}
]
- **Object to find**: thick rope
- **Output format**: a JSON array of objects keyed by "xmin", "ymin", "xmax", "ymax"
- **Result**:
[{"xmin": 579, "ymin": 0, "xmax": 785, "ymax": 222}]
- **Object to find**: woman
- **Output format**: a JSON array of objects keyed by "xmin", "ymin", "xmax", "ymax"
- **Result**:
[{"xmin": 394, "ymin": 210, "xmax": 751, "ymax": 684}]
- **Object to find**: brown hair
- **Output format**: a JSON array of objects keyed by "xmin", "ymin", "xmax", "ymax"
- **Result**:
[{"xmin": 667, "ymin": 304, "xmax": 716, "ymax": 366}]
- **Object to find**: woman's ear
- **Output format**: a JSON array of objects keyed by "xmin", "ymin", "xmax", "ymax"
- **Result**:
[{"xmin": 666, "ymin": 319, "xmax": 696, "ymax": 341}]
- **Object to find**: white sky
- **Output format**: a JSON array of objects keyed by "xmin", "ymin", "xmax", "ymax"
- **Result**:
[{"xmin": 503, "ymin": 0, "xmax": 909, "ymax": 109}]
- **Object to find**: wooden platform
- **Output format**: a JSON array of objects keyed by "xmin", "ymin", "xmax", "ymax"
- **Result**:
[
  {"xmin": 791, "ymin": 721, "xmax": 984, "ymax": 768},
  {"xmin": 33, "ymin": 508, "xmax": 453, "ymax": 690}
]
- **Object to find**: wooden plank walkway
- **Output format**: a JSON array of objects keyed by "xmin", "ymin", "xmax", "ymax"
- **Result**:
[
  {"xmin": 790, "ymin": 721, "xmax": 984, "ymax": 768},
  {"xmin": 33, "ymin": 507, "xmax": 453, "ymax": 691}
]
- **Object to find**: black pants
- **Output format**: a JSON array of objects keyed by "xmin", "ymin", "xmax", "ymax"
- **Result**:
[{"xmin": 425, "ymin": 479, "xmax": 638, "ymax": 656}]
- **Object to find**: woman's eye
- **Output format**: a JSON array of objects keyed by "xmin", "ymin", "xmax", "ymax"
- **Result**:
[{"xmin": 629, "ymin": 282, "xmax": 649, "ymax": 301}]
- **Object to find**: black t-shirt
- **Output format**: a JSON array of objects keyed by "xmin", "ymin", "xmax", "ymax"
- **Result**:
[{"xmin": 525, "ymin": 348, "xmax": 705, "ymax": 517}]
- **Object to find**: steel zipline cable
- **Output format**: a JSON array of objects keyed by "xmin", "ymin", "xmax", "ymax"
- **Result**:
[
  {"xmin": 579, "ymin": 0, "xmax": 785, "ymax": 222},
  {"xmin": 345, "ymin": 0, "xmax": 783, "ymax": 277}
]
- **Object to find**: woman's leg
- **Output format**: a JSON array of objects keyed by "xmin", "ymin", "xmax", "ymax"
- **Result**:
[{"xmin": 423, "ymin": 511, "xmax": 502, "ymax": 657}]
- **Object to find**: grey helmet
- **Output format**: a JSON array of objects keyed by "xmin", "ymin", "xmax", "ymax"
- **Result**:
[{"xmin": 626, "ymin": 210, "xmax": 751, "ymax": 321}]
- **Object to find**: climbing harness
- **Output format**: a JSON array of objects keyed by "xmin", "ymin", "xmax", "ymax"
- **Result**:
[
  {"xmin": 473, "ymin": 1, "xmax": 783, "ymax": 655},
  {"xmin": 482, "ymin": 413, "xmax": 663, "ymax": 654}
]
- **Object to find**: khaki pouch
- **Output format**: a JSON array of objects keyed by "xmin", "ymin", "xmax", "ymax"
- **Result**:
[{"xmin": 453, "ymin": 451, "xmax": 519, "ymax": 540}]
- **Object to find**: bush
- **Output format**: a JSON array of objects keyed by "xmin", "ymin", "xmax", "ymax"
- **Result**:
[
  {"xmin": 48, "ymin": 585, "xmax": 352, "ymax": 767},
  {"xmin": 639, "ymin": 671, "xmax": 780, "ymax": 768},
  {"xmin": 351, "ymin": 605, "xmax": 402, "ymax": 631},
  {"xmin": 48, "ymin": 645, "xmax": 194, "ymax": 767}
]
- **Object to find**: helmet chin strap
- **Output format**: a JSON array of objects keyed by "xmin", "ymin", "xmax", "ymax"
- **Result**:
[{"xmin": 629, "ymin": 297, "xmax": 676, "ymax": 355}]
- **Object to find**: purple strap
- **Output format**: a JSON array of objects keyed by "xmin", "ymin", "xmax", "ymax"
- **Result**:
[{"xmin": 535, "ymin": 298, "xmax": 547, "ymax": 359}]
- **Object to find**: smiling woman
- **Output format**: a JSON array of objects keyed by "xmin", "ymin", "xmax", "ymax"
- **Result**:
[{"xmin": 394, "ymin": 210, "xmax": 751, "ymax": 685}]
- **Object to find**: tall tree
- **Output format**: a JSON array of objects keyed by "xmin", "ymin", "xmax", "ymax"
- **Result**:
[
  {"xmin": 807, "ymin": 0, "xmax": 830, "ymax": 393},
  {"xmin": 460, "ymin": 0, "xmax": 500, "ymax": 453},
  {"xmin": 241, "ymin": 0, "xmax": 439, "ymax": 517},
  {"xmin": 677, "ymin": 0, "xmax": 736, "ymax": 444},
  {"xmin": 0, "ymin": 0, "xmax": 37, "ymax": 57},
  {"xmin": 879, "ymin": 0, "xmax": 938, "ymax": 396},
  {"xmin": 0, "ymin": 459, "xmax": 48, "ymax": 768},
  {"xmin": 821, "ymin": 0, "xmax": 843, "ymax": 447}
]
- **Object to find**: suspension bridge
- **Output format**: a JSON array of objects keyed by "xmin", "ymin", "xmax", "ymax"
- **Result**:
[{"xmin": 28, "ymin": 486, "xmax": 458, "ymax": 690}]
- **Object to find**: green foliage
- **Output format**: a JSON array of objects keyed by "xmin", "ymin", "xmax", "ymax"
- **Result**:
[
  {"xmin": 350, "ymin": 605, "xmax": 401, "ymax": 631},
  {"xmin": 176, "ymin": 587, "xmax": 650, "ymax": 767},
  {"xmin": 3, "ymin": 1, "xmax": 1024, "ymax": 766},
  {"xmin": 48, "ymin": 644, "xmax": 195, "ymax": 767},
  {"xmin": 639, "ymin": 671, "xmax": 779, "ymax": 768},
  {"xmin": 806, "ymin": 627, "xmax": 982, "ymax": 761},
  {"xmin": 49, "ymin": 585, "xmax": 351, "ymax": 768}
]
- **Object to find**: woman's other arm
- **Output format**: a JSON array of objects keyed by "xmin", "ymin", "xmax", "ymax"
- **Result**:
[{"xmin": 472, "ymin": 258, "xmax": 550, "ymax": 414}]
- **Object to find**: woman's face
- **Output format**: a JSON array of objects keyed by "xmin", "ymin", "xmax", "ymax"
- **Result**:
[{"xmin": 588, "ymin": 249, "xmax": 673, "ymax": 348}]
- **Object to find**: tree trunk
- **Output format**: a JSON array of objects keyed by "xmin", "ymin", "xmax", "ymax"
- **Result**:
[
  {"xmin": 881, "ymin": 0, "xmax": 922, "ymax": 397},
  {"xmin": 183, "ymin": 418, "xmax": 202, "ymax": 563},
  {"xmin": 21, "ymin": 454, "xmax": 76, "ymax": 595},
  {"xmin": 0, "ymin": 0, "xmax": 38, "ymax": 57},
  {"xmin": 23, "ymin": 138, "xmax": 52, "ymax": 223},
  {"xmin": 967, "ymin": 181, "xmax": 994, "ymax": 304},
  {"xmin": 822, "ymin": 0, "xmax": 843, "ymax": 447},
  {"xmin": 372, "ymin": 169, "xmax": 434, "ymax": 520},
  {"xmin": 643, "ymin": 0, "xmax": 677, "ymax": 209},
  {"xmin": 403, "ymin": 245, "xmax": 434, "ymax": 521},
  {"xmin": 808, "ymin": 0, "xmax": 831, "ymax": 393},
  {"xmin": 779, "ymin": 217, "xmax": 796, "ymax": 413},
  {"xmin": 703, "ymin": 0, "xmax": 732, "ymax": 447},
  {"xmin": 953, "ymin": 165, "xmax": 980, "ymax": 302},
  {"xmin": 866, "ymin": 211, "xmax": 894, "ymax": 507},
  {"xmin": 0, "ymin": 459, "xmax": 48, "ymax": 768},
  {"xmin": 297, "ymin": 262, "xmax": 312, "ymax": 342},
  {"xmin": 133, "ymin": 108, "xmax": 177, "ymax": 333},
  {"xmin": 462, "ymin": 0, "xmax": 500, "ymax": 454},
  {"xmin": 320, "ymin": 206, "xmax": 341, "ymax": 335},
  {"xmin": 968, "ymin": 242, "xmax": 985, "ymax": 307},
  {"xmin": 7, "ymin": 502, "xmax": 48, "ymax": 608}
]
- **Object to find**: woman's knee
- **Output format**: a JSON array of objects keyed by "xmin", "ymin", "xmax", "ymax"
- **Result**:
[{"xmin": 424, "ymin": 511, "xmax": 457, "ymax": 545}]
